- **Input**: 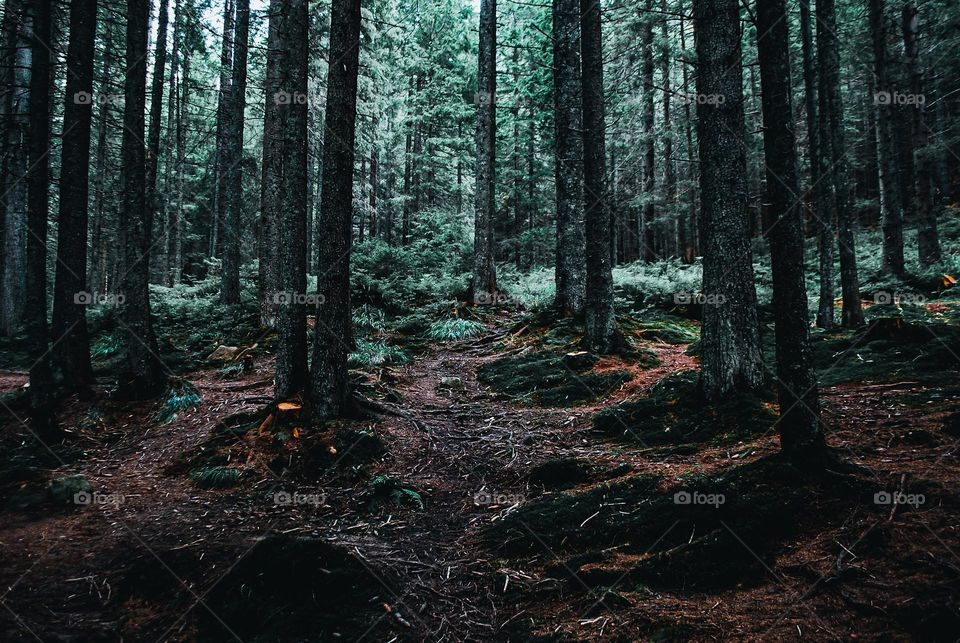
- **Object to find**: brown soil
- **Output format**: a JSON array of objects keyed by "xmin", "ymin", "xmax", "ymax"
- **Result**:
[{"xmin": 0, "ymin": 314, "xmax": 958, "ymax": 641}]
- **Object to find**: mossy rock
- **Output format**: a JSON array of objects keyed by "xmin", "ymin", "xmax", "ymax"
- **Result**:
[
  {"xmin": 477, "ymin": 351, "xmax": 633, "ymax": 407},
  {"xmin": 593, "ymin": 371, "xmax": 775, "ymax": 446},
  {"xmin": 202, "ymin": 536, "xmax": 392, "ymax": 641}
]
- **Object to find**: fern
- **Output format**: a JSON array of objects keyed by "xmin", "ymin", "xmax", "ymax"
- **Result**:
[
  {"xmin": 190, "ymin": 466, "xmax": 240, "ymax": 489},
  {"xmin": 427, "ymin": 318, "xmax": 486, "ymax": 341}
]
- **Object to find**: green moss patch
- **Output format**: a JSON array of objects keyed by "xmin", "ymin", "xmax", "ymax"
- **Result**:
[
  {"xmin": 593, "ymin": 371, "xmax": 775, "ymax": 446},
  {"xmin": 477, "ymin": 351, "xmax": 635, "ymax": 407}
]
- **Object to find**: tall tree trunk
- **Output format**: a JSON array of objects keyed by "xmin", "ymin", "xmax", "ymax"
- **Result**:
[
  {"xmin": 258, "ymin": 0, "xmax": 281, "ymax": 328},
  {"xmin": 25, "ymin": 0, "xmax": 57, "ymax": 435},
  {"xmin": 580, "ymin": 0, "xmax": 619, "ymax": 353},
  {"xmin": 799, "ymin": 0, "xmax": 833, "ymax": 328},
  {"xmin": 869, "ymin": 0, "xmax": 905, "ymax": 276},
  {"xmin": 119, "ymin": 0, "xmax": 166, "ymax": 398},
  {"xmin": 813, "ymin": 7, "xmax": 835, "ymax": 328},
  {"xmin": 311, "ymin": 0, "xmax": 362, "ymax": 418},
  {"xmin": 473, "ymin": 0, "xmax": 497, "ymax": 303},
  {"xmin": 680, "ymin": 13, "xmax": 697, "ymax": 263},
  {"xmin": 756, "ymin": 0, "xmax": 825, "ymax": 461},
  {"xmin": 693, "ymin": 0, "xmax": 764, "ymax": 398},
  {"xmin": 211, "ymin": 0, "xmax": 234, "ymax": 259},
  {"xmin": 401, "ymin": 113, "xmax": 412, "ymax": 245},
  {"xmin": 145, "ymin": 0, "xmax": 169, "ymax": 284},
  {"xmin": 0, "ymin": 0, "xmax": 20, "ymax": 324},
  {"xmin": 1, "ymin": 0, "xmax": 29, "ymax": 336},
  {"xmin": 165, "ymin": 0, "xmax": 183, "ymax": 286},
  {"xmin": 817, "ymin": 0, "xmax": 862, "ymax": 327},
  {"xmin": 220, "ymin": 0, "xmax": 249, "ymax": 304},
  {"xmin": 89, "ymin": 26, "xmax": 114, "ymax": 296},
  {"xmin": 640, "ymin": 0, "xmax": 656, "ymax": 261},
  {"xmin": 661, "ymin": 0, "xmax": 676, "ymax": 257},
  {"xmin": 902, "ymin": 1, "xmax": 940, "ymax": 264},
  {"xmin": 51, "ymin": 0, "xmax": 98, "ymax": 391},
  {"xmin": 265, "ymin": 0, "xmax": 309, "ymax": 400},
  {"xmin": 369, "ymin": 137, "xmax": 378, "ymax": 239}
]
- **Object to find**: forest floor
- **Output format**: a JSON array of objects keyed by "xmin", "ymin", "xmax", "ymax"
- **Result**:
[{"xmin": 1, "ymin": 311, "xmax": 960, "ymax": 641}]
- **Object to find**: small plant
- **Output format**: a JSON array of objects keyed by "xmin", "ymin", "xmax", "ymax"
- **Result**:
[
  {"xmin": 156, "ymin": 381, "xmax": 202, "ymax": 423},
  {"xmin": 348, "ymin": 339, "xmax": 411, "ymax": 367},
  {"xmin": 368, "ymin": 475, "xmax": 423, "ymax": 509},
  {"xmin": 91, "ymin": 334, "xmax": 124, "ymax": 359},
  {"xmin": 427, "ymin": 318, "xmax": 486, "ymax": 341},
  {"xmin": 353, "ymin": 304, "xmax": 387, "ymax": 334},
  {"xmin": 190, "ymin": 466, "xmax": 240, "ymax": 489},
  {"xmin": 218, "ymin": 360, "xmax": 251, "ymax": 379}
]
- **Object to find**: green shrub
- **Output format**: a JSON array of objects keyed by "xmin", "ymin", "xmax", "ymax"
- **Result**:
[
  {"xmin": 348, "ymin": 339, "xmax": 411, "ymax": 367},
  {"xmin": 426, "ymin": 318, "xmax": 486, "ymax": 341},
  {"xmin": 190, "ymin": 466, "xmax": 241, "ymax": 489}
]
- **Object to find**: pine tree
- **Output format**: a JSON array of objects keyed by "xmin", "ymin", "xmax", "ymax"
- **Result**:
[{"xmin": 472, "ymin": 0, "xmax": 497, "ymax": 303}]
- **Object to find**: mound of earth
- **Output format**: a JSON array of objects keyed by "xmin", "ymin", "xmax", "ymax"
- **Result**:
[
  {"xmin": 202, "ymin": 535, "xmax": 394, "ymax": 641},
  {"xmin": 481, "ymin": 457, "xmax": 877, "ymax": 592},
  {"xmin": 593, "ymin": 370, "xmax": 775, "ymax": 445},
  {"xmin": 477, "ymin": 350, "xmax": 647, "ymax": 407}
]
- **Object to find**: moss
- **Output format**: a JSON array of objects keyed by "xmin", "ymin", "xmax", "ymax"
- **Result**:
[
  {"xmin": 593, "ymin": 371, "xmax": 775, "ymax": 446},
  {"xmin": 477, "ymin": 351, "xmax": 634, "ymax": 407}
]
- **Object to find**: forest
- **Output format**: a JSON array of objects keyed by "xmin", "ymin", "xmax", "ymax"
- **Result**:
[{"xmin": 0, "ymin": 0, "xmax": 959, "ymax": 638}]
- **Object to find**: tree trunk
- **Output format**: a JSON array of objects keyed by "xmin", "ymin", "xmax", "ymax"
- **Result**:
[
  {"xmin": 258, "ymin": 0, "xmax": 281, "ymax": 329},
  {"xmin": 661, "ymin": 0, "xmax": 676, "ymax": 257},
  {"xmin": 812, "ymin": 3, "xmax": 835, "ymax": 329},
  {"xmin": 580, "ymin": 0, "xmax": 619, "ymax": 353},
  {"xmin": 211, "ymin": 0, "xmax": 234, "ymax": 259},
  {"xmin": 25, "ymin": 0, "xmax": 56, "ymax": 435},
  {"xmin": 89, "ymin": 26, "xmax": 114, "ymax": 296},
  {"xmin": 472, "ymin": 0, "xmax": 497, "ymax": 303},
  {"xmin": 1, "ymin": 0, "xmax": 29, "ymax": 336},
  {"xmin": 220, "ymin": 0, "xmax": 249, "ymax": 304},
  {"xmin": 640, "ymin": 0, "xmax": 656, "ymax": 261},
  {"xmin": 119, "ymin": 0, "xmax": 166, "ymax": 398},
  {"xmin": 680, "ymin": 13, "xmax": 697, "ymax": 263},
  {"xmin": 145, "ymin": 0, "xmax": 169, "ymax": 284},
  {"xmin": 311, "ymin": 0, "xmax": 362, "ymax": 419},
  {"xmin": 817, "ymin": 0, "xmax": 862, "ymax": 327},
  {"xmin": 902, "ymin": 1, "xmax": 940, "ymax": 264},
  {"xmin": 869, "ymin": 0, "xmax": 905, "ymax": 276},
  {"xmin": 693, "ymin": 0, "xmax": 765, "ymax": 398},
  {"xmin": 51, "ymin": 0, "xmax": 98, "ymax": 391},
  {"xmin": 165, "ymin": 0, "xmax": 183, "ymax": 287},
  {"xmin": 756, "ymin": 0, "xmax": 825, "ymax": 461}
]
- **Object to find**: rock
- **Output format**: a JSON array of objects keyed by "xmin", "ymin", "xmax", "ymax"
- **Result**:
[
  {"xmin": 48, "ymin": 474, "xmax": 92, "ymax": 505},
  {"xmin": 206, "ymin": 344, "xmax": 240, "ymax": 362},
  {"xmin": 438, "ymin": 376, "xmax": 465, "ymax": 390}
]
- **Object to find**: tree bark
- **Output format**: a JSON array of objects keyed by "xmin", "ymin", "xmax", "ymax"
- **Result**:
[
  {"xmin": 869, "ymin": 0, "xmax": 905, "ymax": 276},
  {"xmin": 119, "ymin": 0, "xmax": 166, "ymax": 398},
  {"xmin": 580, "ymin": 0, "xmax": 619, "ymax": 353},
  {"xmin": 640, "ymin": 0, "xmax": 656, "ymax": 261},
  {"xmin": 145, "ymin": 0, "xmax": 169, "ymax": 282},
  {"xmin": 817, "ymin": 0, "xmax": 862, "ymax": 327},
  {"xmin": 902, "ymin": 1, "xmax": 940, "ymax": 264},
  {"xmin": 220, "ymin": 0, "xmax": 249, "ymax": 304},
  {"xmin": 51, "ymin": 0, "xmax": 98, "ymax": 391},
  {"xmin": 311, "ymin": 0, "xmax": 362, "ymax": 419},
  {"xmin": 472, "ymin": 0, "xmax": 497, "ymax": 303},
  {"xmin": 25, "ymin": 0, "xmax": 57, "ymax": 435},
  {"xmin": 693, "ymin": 0, "xmax": 765, "ymax": 398},
  {"xmin": 756, "ymin": 0, "xmax": 825, "ymax": 461},
  {"xmin": 211, "ymin": 0, "xmax": 234, "ymax": 259},
  {"xmin": 552, "ymin": 0, "xmax": 586, "ymax": 316}
]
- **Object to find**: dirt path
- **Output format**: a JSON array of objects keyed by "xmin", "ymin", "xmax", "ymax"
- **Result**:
[{"xmin": 1, "ymin": 318, "xmax": 958, "ymax": 641}]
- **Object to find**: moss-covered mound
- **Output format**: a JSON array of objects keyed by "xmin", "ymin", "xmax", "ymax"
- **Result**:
[
  {"xmin": 202, "ymin": 536, "xmax": 392, "ymax": 641},
  {"xmin": 481, "ymin": 457, "xmax": 871, "ymax": 591},
  {"xmin": 477, "ymin": 350, "xmax": 638, "ymax": 406},
  {"xmin": 593, "ymin": 370, "xmax": 775, "ymax": 446},
  {"xmin": 809, "ymin": 301, "xmax": 960, "ymax": 386}
]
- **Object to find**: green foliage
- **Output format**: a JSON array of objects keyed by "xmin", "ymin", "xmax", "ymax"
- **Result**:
[
  {"xmin": 426, "ymin": 318, "xmax": 486, "ymax": 341},
  {"xmin": 495, "ymin": 265, "xmax": 556, "ymax": 309},
  {"xmin": 90, "ymin": 333, "xmax": 123, "ymax": 360},
  {"xmin": 156, "ymin": 381, "xmax": 202, "ymax": 423},
  {"xmin": 367, "ymin": 475, "xmax": 423, "ymax": 509},
  {"xmin": 190, "ymin": 466, "xmax": 241, "ymax": 489},
  {"xmin": 348, "ymin": 339, "xmax": 411, "ymax": 367}
]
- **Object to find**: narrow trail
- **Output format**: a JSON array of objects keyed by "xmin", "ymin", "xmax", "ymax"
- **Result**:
[{"xmin": 1, "ymin": 316, "xmax": 958, "ymax": 640}]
